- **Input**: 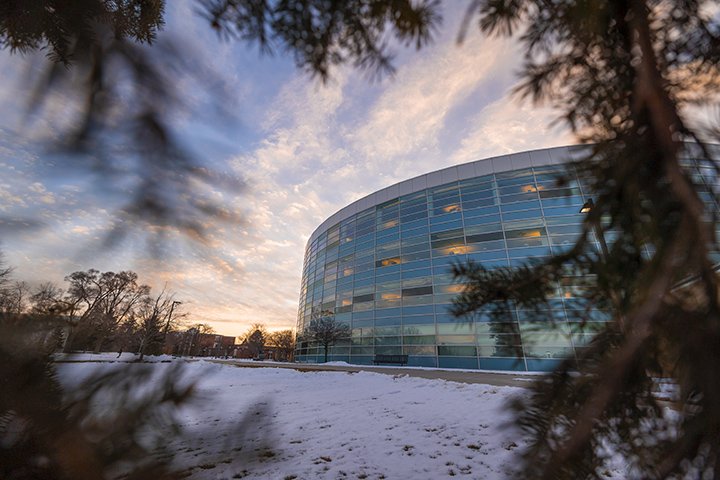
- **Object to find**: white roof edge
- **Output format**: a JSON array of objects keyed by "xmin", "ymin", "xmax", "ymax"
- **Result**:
[{"xmin": 307, "ymin": 145, "xmax": 578, "ymax": 245}]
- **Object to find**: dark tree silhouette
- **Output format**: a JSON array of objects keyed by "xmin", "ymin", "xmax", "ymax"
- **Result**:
[
  {"xmin": 304, "ymin": 309, "xmax": 350, "ymax": 363},
  {"xmin": 0, "ymin": 254, "xmax": 193, "ymax": 479},
  {"xmin": 29, "ymin": 282, "xmax": 65, "ymax": 315},
  {"xmin": 243, "ymin": 322, "xmax": 268, "ymax": 358},
  {"xmin": 452, "ymin": 1, "xmax": 720, "ymax": 478},
  {"xmin": 200, "ymin": 0, "xmax": 440, "ymax": 80},
  {"xmin": 133, "ymin": 288, "xmax": 183, "ymax": 360},
  {"xmin": 61, "ymin": 269, "xmax": 150, "ymax": 352},
  {"xmin": 268, "ymin": 329, "xmax": 296, "ymax": 361}
]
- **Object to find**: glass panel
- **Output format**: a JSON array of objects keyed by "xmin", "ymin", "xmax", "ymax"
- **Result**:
[
  {"xmin": 374, "ymin": 326, "xmax": 400, "ymax": 336},
  {"xmin": 476, "ymin": 333, "xmax": 523, "ymax": 345},
  {"xmin": 437, "ymin": 334, "xmax": 476, "ymax": 344},
  {"xmin": 402, "ymin": 286, "xmax": 434, "ymax": 297},
  {"xmin": 375, "ymin": 346, "xmax": 402, "ymax": 355},
  {"xmin": 401, "ymin": 314, "xmax": 435, "ymax": 324},
  {"xmin": 523, "ymin": 345, "xmax": 574, "ymax": 358},
  {"xmin": 466, "ymin": 231, "xmax": 503, "ymax": 244},
  {"xmin": 403, "ymin": 335, "xmax": 436, "ymax": 344},
  {"xmin": 506, "ymin": 236, "xmax": 548, "ymax": 248},
  {"xmin": 402, "ymin": 294, "xmax": 434, "ymax": 306},
  {"xmin": 402, "ymin": 276, "xmax": 433, "ymax": 288},
  {"xmin": 438, "ymin": 346, "xmax": 477, "ymax": 356},
  {"xmin": 477, "ymin": 345, "xmax": 523, "ymax": 357},
  {"xmin": 466, "ymin": 240, "xmax": 505, "ymax": 251},
  {"xmin": 464, "ymin": 223, "xmax": 502, "ymax": 235},
  {"xmin": 437, "ymin": 323, "xmax": 473, "ymax": 334},
  {"xmin": 351, "ymin": 346, "xmax": 374, "ymax": 355},
  {"xmin": 402, "ymin": 325, "xmax": 436, "ymax": 335},
  {"xmin": 502, "ymin": 209, "xmax": 543, "ymax": 221},
  {"xmin": 403, "ymin": 345, "xmax": 436, "ymax": 355},
  {"xmin": 501, "ymin": 200, "xmax": 541, "ymax": 212}
]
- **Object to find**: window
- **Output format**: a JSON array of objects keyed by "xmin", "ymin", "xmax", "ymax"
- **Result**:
[{"xmin": 402, "ymin": 286, "xmax": 434, "ymax": 297}]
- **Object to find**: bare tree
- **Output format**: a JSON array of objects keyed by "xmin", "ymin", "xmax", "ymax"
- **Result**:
[
  {"xmin": 61, "ymin": 269, "xmax": 149, "ymax": 352},
  {"xmin": 60, "ymin": 269, "xmax": 109, "ymax": 351},
  {"xmin": 0, "ymin": 251, "xmax": 12, "ymax": 291},
  {"xmin": 0, "ymin": 252, "xmax": 22, "ymax": 315},
  {"xmin": 243, "ymin": 323, "xmax": 267, "ymax": 359},
  {"xmin": 0, "ymin": 280, "xmax": 29, "ymax": 315},
  {"xmin": 134, "ymin": 289, "xmax": 183, "ymax": 361},
  {"xmin": 29, "ymin": 282, "xmax": 70, "ymax": 352},
  {"xmin": 29, "ymin": 282, "xmax": 65, "ymax": 315},
  {"xmin": 96, "ymin": 271, "xmax": 150, "ymax": 350},
  {"xmin": 303, "ymin": 310, "xmax": 350, "ymax": 363},
  {"xmin": 268, "ymin": 329, "xmax": 295, "ymax": 362},
  {"xmin": 193, "ymin": 323, "xmax": 215, "ymax": 335}
]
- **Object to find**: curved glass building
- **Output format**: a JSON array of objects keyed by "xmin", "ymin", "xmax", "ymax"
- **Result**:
[{"xmin": 294, "ymin": 145, "xmax": 719, "ymax": 371}]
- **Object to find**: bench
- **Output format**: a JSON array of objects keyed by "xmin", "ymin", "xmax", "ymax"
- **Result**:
[{"xmin": 373, "ymin": 354, "xmax": 409, "ymax": 366}]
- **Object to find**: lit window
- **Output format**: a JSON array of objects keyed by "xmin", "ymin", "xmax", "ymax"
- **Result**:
[
  {"xmin": 521, "ymin": 230, "xmax": 542, "ymax": 238},
  {"xmin": 382, "ymin": 219, "xmax": 399, "ymax": 228},
  {"xmin": 381, "ymin": 257, "xmax": 401, "ymax": 266},
  {"xmin": 443, "ymin": 284, "xmax": 465, "ymax": 294},
  {"xmin": 343, "ymin": 267, "xmax": 354, "ymax": 276},
  {"xmin": 521, "ymin": 184, "xmax": 544, "ymax": 193},
  {"xmin": 442, "ymin": 204, "xmax": 461, "ymax": 213},
  {"xmin": 341, "ymin": 299, "xmax": 353, "ymax": 306},
  {"xmin": 441, "ymin": 245, "xmax": 471, "ymax": 255},
  {"xmin": 381, "ymin": 293, "xmax": 401, "ymax": 300}
]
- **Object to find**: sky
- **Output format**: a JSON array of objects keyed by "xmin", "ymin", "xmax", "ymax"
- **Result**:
[{"xmin": 0, "ymin": 2, "xmax": 573, "ymax": 337}]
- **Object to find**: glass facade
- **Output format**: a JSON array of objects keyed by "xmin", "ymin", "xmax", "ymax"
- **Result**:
[{"xmin": 295, "ymin": 145, "xmax": 720, "ymax": 371}]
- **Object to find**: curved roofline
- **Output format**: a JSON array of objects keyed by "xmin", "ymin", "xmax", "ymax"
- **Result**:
[{"xmin": 308, "ymin": 144, "xmax": 588, "ymax": 244}]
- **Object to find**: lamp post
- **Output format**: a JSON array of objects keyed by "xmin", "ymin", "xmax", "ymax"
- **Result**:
[
  {"xmin": 578, "ymin": 198, "xmax": 594, "ymax": 214},
  {"xmin": 162, "ymin": 300, "xmax": 182, "ymax": 339}
]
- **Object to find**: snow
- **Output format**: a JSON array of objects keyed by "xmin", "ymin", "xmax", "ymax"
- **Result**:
[
  {"xmin": 54, "ymin": 352, "xmax": 548, "ymax": 376},
  {"xmin": 53, "ymin": 358, "xmax": 540, "ymax": 479},
  {"xmin": 53, "ymin": 352, "xmax": 176, "ymax": 362}
]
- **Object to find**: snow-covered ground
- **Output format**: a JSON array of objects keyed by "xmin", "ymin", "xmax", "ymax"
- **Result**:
[{"xmin": 56, "ymin": 358, "xmax": 531, "ymax": 479}]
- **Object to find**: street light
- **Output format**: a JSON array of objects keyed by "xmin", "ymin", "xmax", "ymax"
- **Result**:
[
  {"xmin": 162, "ymin": 300, "xmax": 182, "ymax": 351},
  {"xmin": 579, "ymin": 198, "xmax": 594, "ymax": 214}
]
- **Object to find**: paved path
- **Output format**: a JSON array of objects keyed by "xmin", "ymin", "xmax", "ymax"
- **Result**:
[{"xmin": 211, "ymin": 359, "xmax": 544, "ymax": 388}]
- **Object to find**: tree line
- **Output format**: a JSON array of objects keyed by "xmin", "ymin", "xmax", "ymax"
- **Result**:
[
  {"xmin": 239, "ymin": 322, "xmax": 296, "ymax": 362},
  {"xmin": 0, "ymin": 253, "xmax": 186, "ymax": 358},
  {"xmin": 0, "ymin": 253, "xmax": 299, "ymax": 361}
]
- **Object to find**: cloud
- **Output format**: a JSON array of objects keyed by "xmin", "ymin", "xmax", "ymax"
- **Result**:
[
  {"xmin": 450, "ymin": 97, "xmax": 573, "ymax": 164},
  {"xmin": 0, "ymin": 184, "xmax": 26, "ymax": 209},
  {"xmin": 28, "ymin": 182, "xmax": 46, "ymax": 194},
  {"xmin": 351, "ymin": 36, "xmax": 513, "ymax": 162},
  {"xmin": 70, "ymin": 226, "xmax": 91, "ymax": 235}
]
